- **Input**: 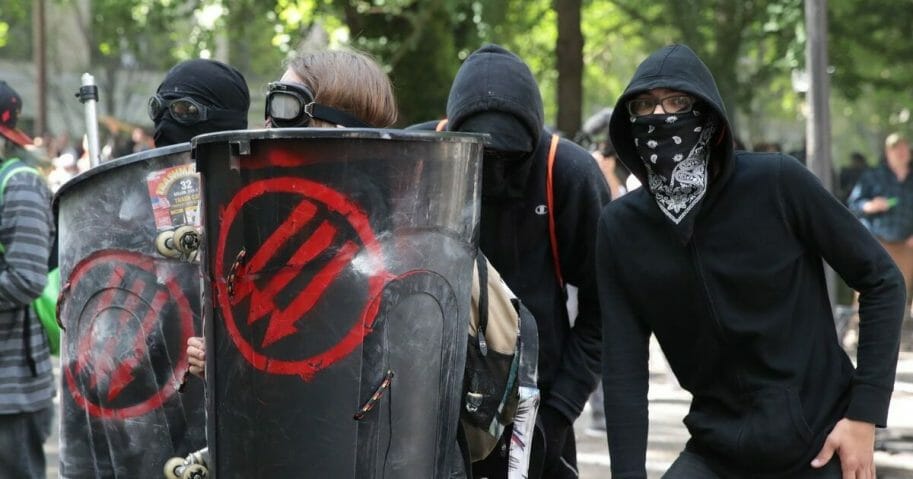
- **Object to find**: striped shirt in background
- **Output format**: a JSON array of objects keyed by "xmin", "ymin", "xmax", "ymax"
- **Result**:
[{"xmin": 0, "ymin": 166, "xmax": 55, "ymax": 414}]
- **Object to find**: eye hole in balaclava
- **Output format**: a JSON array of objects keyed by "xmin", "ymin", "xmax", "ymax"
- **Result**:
[
  {"xmin": 457, "ymin": 112, "xmax": 535, "ymax": 199},
  {"xmin": 152, "ymin": 59, "xmax": 251, "ymax": 147}
]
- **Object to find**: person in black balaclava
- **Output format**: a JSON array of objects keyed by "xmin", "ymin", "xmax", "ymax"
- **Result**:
[
  {"xmin": 149, "ymin": 59, "xmax": 250, "ymax": 147},
  {"xmin": 411, "ymin": 44, "xmax": 612, "ymax": 479},
  {"xmin": 598, "ymin": 44, "xmax": 904, "ymax": 479}
]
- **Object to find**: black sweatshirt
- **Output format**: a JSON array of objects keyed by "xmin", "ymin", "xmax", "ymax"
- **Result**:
[
  {"xmin": 415, "ymin": 44, "xmax": 612, "ymax": 423},
  {"xmin": 599, "ymin": 44, "xmax": 905, "ymax": 478}
]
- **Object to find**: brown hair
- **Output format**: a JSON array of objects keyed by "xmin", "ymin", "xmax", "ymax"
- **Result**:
[{"xmin": 286, "ymin": 49, "xmax": 398, "ymax": 128}]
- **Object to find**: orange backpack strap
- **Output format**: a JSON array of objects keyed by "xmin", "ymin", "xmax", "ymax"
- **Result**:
[
  {"xmin": 546, "ymin": 134, "xmax": 564, "ymax": 288},
  {"xmin": 435, "ymin": 119, "xmax": 449, "ymax": 132}
]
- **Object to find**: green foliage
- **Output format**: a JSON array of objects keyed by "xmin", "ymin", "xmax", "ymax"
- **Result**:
[
  {"xmin": 312, "ymin": 0, "xmax": 492, "ymax": 125},
  {"xmin": 578, "ymin": 2, "xmax": 651, "ymax": 120},
  {"xmin": 3, "ymin": 0, "xmax": 911, "ymax": 160},
  {"xmin": 608, "ymin": 0, "xmax": 803, "ymax": 126},
  {"xmin": 0, "ymin": 2, "xmax": 32, "ymax": 59},
  {"xmin": 829, "ymin": 0, "xmax": 913, "ymax": 100}
]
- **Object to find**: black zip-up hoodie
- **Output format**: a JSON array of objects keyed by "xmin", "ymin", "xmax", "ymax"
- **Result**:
[
  {"xmin": 430, "ymin": 44, "xmax": 611, "ymax": 423},
  {"xmin": 598, "ymin": 44, "xmax": 905, "ymax": 478}
]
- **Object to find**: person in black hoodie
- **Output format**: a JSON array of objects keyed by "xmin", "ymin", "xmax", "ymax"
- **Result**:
[
  {"xmin": 149, "ymin": 58, "xmax": 250, "ymax": 147},
  {"xmin": 415, "ymin": 44, "xmax": 611, "ymax": 478},
  {"xmin": 597, "ymin": 44, "xmax": 905, "ymax": 478}
]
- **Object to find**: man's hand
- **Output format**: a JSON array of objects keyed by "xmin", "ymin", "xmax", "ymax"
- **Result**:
[
  {"xmin": 811, "ymin": 418, "xmax": 876, "ymax": 479},
  {"xmin": 187, "ymin": 336, "xmax": 206, "ymax": 379},
  {"xmin": 862, "ymin": 197, "xmax": 891, "ymax": 214},
  {"xmin": 904, "ymin": 235, "xmax": 913, "ymax": 249}
]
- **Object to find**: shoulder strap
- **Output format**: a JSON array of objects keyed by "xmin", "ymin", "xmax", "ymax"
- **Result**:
[
  {"xmin": 0, "ymin": 158, "xmax": 41, "ymax": 254},
  {"xmin": 546, "ymin": 134, "xmax": 564, "ymax": 288},
  {"xmin": 0, "ymin": 158, "xmax": 39, "ymax": 200},
  {"xmin": 475, "ymin": 253, "xmax": 489, "ymax": 356},
  {"xmin": 435, "ymin": 119, "xmax": 449, "ymax": 132}
]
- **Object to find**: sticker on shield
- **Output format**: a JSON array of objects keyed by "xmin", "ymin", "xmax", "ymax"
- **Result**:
[
  {"xmin": 146, "ymin": 163, "xmax": 202, "ymax": 231},
  {"xmin": 62, "ymin": 250, "xmax": 196, "ymax": 419},
  {"xmin": 214, "ymin": 177, "xmax": 389, "ymax": 381}
]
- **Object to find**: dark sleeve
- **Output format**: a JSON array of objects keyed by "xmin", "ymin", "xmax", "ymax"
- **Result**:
[
  {"xmin": 597, "ymin": 212, "xmax": 651, "ymax": 478},
  {"xmin": 545, "ymin": 139, "xmax": 612, "ymax": 421},
  {"xmin": 0, "ymin": 172, "xmax": 52, "ymax": 311},
  {"xmin": 777, "ymin": 155, "xmax": 904, "ymax": 426},
  {"xmin": 845, "ymin": 170, "xmax": 875, "ymax": 216}
]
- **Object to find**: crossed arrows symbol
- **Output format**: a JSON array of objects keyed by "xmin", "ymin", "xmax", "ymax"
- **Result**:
[{"xmin": 230, "ymin": 198, "xmax": 359, "ymax": 348}]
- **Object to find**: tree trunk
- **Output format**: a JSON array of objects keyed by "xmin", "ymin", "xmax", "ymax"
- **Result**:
[
  {"xmin": 555, "ymin": 0, "xmax": 583, "ymax": 136},
  {"xmin": 32, "ymin": 0, "xmax": 47, "ymax": 136}
]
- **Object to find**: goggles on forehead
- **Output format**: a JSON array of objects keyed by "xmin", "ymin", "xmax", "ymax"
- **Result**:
[
  {"xmin": 265, "ymin": 81, "xmax": 370, "ymax": 128},
  {"xmin": 147, "ymin": 94, "xmax": 235, "ymax": 125}
]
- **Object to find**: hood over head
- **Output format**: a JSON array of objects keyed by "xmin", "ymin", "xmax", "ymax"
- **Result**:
[
  {"xmin": 609, "ymin": 44, "xmax": 734, "ymax": 240},
  {"xmin": 446, "ymin": 44, "xmax": 543, "ymax": 149},
  {"xmin": 153, "ymin": 59, "xmax": 250, "ymax": 147},
  {"xmin": 446, "ymin": 44, "xmax": 544, "ymax": 199}
]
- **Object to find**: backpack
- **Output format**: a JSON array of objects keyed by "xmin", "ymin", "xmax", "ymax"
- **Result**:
[
  {"xmin": 462, "ymin": 253, "xmax": 540, "ymax": 475},
  {"xmin": 435, "ymin": 119, "xmax": 565, "ymax": 474},
  {"xmin": 0, "ymin": 158, "xmax": 60, "ymax": 355}
]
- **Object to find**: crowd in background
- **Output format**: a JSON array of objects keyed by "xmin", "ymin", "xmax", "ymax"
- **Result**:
[{"xmin": 14, "ymin": 126, "xmax": 154, "ymax": 192}]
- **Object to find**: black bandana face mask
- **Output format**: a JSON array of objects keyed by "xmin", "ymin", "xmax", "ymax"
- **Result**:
[{"xmin": 630, "ymin": 108, "xmax": 718, "ymax": 229}]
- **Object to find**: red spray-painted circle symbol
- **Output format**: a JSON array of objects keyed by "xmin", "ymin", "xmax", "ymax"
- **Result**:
[
  {"xmin": 62, "ymin": 250, "xmax": 195, "ymax": 419},
  {"xmin": 214, "ymin": 177, "xmax": 388, "ymax": 380}
]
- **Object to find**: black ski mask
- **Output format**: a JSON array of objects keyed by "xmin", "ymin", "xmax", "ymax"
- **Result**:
[
  {"xmin": 151, "ymin": 59, "xmax": 250, "ymax": 147},
  {"xmin": 458, "ymin": 112, "xmax": 535, "ymax": 199}
]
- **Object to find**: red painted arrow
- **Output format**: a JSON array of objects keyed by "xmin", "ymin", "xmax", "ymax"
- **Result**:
[
  {"xmin": 74, "ymin": 266, "xmax": 127, "ymax": 375},
  {"xmin": 261, "ymin": 240, "xmax": 359, "ymax": 348},
  {"xmin": 85, "ymin": 278, "xmax": 146, "ymax": 392},
  {"xmin": 106, "ymin": 289, "xmax": 169, "ymax": 402},
  {"xmin": 247, "ymin": 219, "xmax": 338, "ymax": 325}
]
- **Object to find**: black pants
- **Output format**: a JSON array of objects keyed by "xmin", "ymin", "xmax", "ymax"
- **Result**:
[
  {"xmin": 0, "ymin": 406, "xmax": 53, "ymax": 479},
  {"xmin": 471, "ymin": 423, "xmax": 578, "ymax": 479},
  {"xmin": 663, "ymin": 450, "xmax": 843, "ymax": 479}
]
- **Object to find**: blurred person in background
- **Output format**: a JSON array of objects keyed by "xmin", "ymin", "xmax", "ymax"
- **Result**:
[
  {"xmin": 840, "ymin": 152, "xmax": 870, "ymax": 205},
  {"xmin": 0, "ymin": 80, "xmax": 56, "ymax": 479},
  {"xmin": 848, "ymin": 134, "xmax": 913, "ymax": 321}
]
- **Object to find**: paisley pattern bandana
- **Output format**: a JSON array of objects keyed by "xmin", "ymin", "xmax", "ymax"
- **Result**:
[{"xmin": 630, "ymin": 109, "xmax": 717, "ymax": 227}]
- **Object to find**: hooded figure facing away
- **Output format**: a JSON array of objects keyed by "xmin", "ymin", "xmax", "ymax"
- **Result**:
[
  {"xmin": 414, "ymin": 44, "xmax": 611, "ymax": 478},
  {"xmin": 598, "ymin": 44, "xmax": 905, "ymax": 478},
  {"xmin": 150, "ymin": 59, "xmax": 250, "ymax": 147}
]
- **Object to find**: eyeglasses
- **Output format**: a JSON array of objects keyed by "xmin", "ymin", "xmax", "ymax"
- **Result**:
[
  {"xmin": 626, "ymin": 94, "xmax": 696, "ymax": 117},
  {"xmin": 147, "ymin": 95, "xmax": 234, "ymax": 125},
  {"xmin": 265, "ymin": 81, "xmax": 370, "ymax": 128}
]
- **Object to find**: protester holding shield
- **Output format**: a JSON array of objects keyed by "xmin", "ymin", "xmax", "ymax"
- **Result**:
[{"xmin": 185, "ymin": 48, "xmax": 398, "ymax": 378}]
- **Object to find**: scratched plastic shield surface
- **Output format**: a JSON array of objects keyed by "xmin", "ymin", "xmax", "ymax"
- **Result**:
[
  {"xmin": 55, "ymin": 144, "xmax": 206, "ymax": 478},
  {"xmin": 194, "ymin": 129, "xmax": 482, "ymax": 479}
]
